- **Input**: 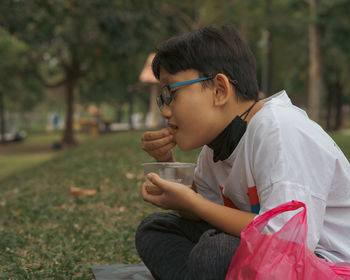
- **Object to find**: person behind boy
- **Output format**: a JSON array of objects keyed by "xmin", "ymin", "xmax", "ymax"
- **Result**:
[{"xmin": 135, "ymin": 25, "xmax": 350, "ymax": 280}]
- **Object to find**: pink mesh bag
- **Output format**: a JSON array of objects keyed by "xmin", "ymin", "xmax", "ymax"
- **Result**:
[{"xmin": 226, "ymin": 200, "xmax": 350, "ymax": 280}]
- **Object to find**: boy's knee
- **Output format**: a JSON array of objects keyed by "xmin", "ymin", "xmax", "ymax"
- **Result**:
[
  {"xmin": 136, "ymin": 212, "xmax": 162, "ymax": 241},
  {"xmin": 136, "ymin": 212, "xmax": 159, "ymax": 233},
  {"xmin": 136, "ymin": 212, "xmax": 178, "ymax": 233},
  {"xmin": 188, "ymin": 229, "xmax": 218, "ymax": 270},
  {"xmin": 188, "ymin": 230, "xmax": 239, "ymax": 280},
  {"xmin": 135, "ymin": 212, "xmax": 179, "ymax": 247},
  {"xmin": 135, "ymin": 212, "xmax": 184, "ymax": 265}
]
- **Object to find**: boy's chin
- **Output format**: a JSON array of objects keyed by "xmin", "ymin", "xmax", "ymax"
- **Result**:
[{"xmin": 177, "ymin": 141, "xmax": 200, "ymax": 152}]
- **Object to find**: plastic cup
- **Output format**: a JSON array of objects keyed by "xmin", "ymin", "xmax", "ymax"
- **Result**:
[{"xmin": 141, "ymin": 162, "xmax": 196, "ymax": 195}]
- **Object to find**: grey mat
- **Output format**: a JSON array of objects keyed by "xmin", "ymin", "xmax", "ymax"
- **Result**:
[{"xmin": 90, "ymin": 263, "xmax": 154, "ymax": 280}]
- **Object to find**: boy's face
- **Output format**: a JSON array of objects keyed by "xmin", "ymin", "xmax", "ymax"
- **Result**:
[{"xmin": 159, "ymin": 67, "xmax": 221, "ymax": 151}]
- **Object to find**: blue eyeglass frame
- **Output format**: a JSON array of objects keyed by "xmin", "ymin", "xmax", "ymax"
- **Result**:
[{"xmin": 157, "ymin": 77, "xmax": 213, "ymax": 109}]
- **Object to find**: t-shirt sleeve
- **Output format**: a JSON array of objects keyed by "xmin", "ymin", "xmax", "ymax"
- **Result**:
[{"xmin": 257, "ymin": 181, "xmax": 327, "ymax": 251}]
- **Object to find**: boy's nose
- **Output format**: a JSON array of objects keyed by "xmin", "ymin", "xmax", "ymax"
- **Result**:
[{"xmin": 161, "ymin": 104, "xmax": 172, "ymax": 118}]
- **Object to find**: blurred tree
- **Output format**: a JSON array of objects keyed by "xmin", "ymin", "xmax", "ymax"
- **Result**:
[
  {"xmin": 0, "ymin": 27, "xmax": 42, "ymax": 144},
  {"xmin": 320, "ymin": 0, "xmax": 350, "ymax": 130},
  {"xmin": 78, "ymin": 58, "xmax": 132, "ymax": 126},
  {"xmin": 307, "ymin": 0, "xmax": 324, "ymax": 122},
  {"xmin": 207, "ymin": 0, "xmax": 309, "ymax": 99},
  {"xmin": 1, "ymin": 0, "xmax": 349, "ymax": 137},
  {"xmin": 1, "ymin": 0, "xmax": 158, "ymax": 145}
]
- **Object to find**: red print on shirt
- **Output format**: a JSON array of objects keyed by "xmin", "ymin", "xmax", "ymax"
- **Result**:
[
  {"xmin": 219, "ymin": 186, "xmax": 261, "ymax": 214},
  {"xmin": 219, "ymin": 186, "xmax": 238, "ymax": 209},
  {"xmin": 247, "ymin": 186, "xmax": 260, "ymax": 214}
]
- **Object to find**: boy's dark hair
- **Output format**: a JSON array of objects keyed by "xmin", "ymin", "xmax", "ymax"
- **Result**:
[{"xmin": 152, "ymin": 25, "xmax": 259, "ymax": 101}]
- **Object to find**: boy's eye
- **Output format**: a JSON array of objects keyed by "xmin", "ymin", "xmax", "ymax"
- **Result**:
[{"xmin": 171, "ymin": 89, "xmax": 179, "ymax": 100}]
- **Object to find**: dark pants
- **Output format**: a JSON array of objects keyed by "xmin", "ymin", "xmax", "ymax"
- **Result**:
[{"xmin": 135, "ymin": 212, "xmax": 241, "ymax": 280}]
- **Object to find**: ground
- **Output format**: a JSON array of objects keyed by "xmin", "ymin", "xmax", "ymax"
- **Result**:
[{"xmin": 0, "ymin": 131, "xmax": 199, "ymax": 279}]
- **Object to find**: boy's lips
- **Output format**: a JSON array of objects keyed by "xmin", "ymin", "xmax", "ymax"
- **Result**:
[{"xmin": 168, "ymin": 123, "xmax": 178, "ymax": 134}]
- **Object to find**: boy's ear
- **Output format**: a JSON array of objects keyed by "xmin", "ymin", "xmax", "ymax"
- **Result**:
[{"xmin": 213, "ymin": 74, "xmax": 232, "ymax": 107}]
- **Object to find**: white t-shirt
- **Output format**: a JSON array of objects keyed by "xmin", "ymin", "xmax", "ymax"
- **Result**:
[{"xmin": 194, "ymin": 90, "xmax": 350, "ymax": 262}]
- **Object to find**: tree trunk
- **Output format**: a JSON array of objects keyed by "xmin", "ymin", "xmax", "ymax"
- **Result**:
[
  {"xmin": 261, "ymin": 0, "xmax": 273, "ymax": 96},
  {"xmin": 113, "ymin": 103, "xmax": 122, "ymax": 123},
  {"xmin": 128, "ymin": 92, "xmax": 134, "ymax": 130},
  {"xmin": 0, "ymin": 91, "xmax": 6, "ymax": 144},
  {"xmin": 62, "ymin": 79, "xmax": 77, "ymax": 146},
  {"xmin": 326, "ymin": 86, "xmax": 333, "ymax": 131},
  {"xmin": 335, "ymin": 83, "xmax": 343, "ymax": 130},
  {"xmin": 325, "ymin": 81, "xmax": 343, "ymax": 131},
  {"xmin": 261, "ymin": 29, "xmax": 273, "ymax": 96},
  {"xmin": 308, "ymin": 0, "xmax": 324, "ymax": 122}
]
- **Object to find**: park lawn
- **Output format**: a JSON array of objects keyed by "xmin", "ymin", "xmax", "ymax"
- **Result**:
[
  {"xmin": 0, "ymin": 131, "xmax": 200, "ymax": 279},
  {"xmin": 0, "ymin": 132, "xmax": 91, "ymax": 181},
  {"xmin": 0, "ymin": 130, "xmax": 348, "ymax": 279},
  {"xmin": 0, "ymin": 153, "xmax": 54, "ymax": 181},
  {"xmin": 330, "ymin": 130, "xmax": 350, "ymax": 159}
]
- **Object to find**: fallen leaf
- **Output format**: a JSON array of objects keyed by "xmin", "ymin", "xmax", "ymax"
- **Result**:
[
  {"xmin": 70, "ymin": 187, "xmax": 98, "ymax": 197},
  {"xmin": 12, "ymin": 208, "xmax": 22, "ymax": 216},
  {"xmin": 125, "ymin": 172, "xmax": 135, "ymax": 179}
]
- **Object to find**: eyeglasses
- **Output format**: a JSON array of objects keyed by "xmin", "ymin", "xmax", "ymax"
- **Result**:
[{"xmin": 157, "ymin": 77, "xmax": 213, "ymax": 110}]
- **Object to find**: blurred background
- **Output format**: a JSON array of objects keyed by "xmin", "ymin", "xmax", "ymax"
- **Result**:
[{"xmin": 1, "ymin": 0, "xmax": 350, "ymax": 146}]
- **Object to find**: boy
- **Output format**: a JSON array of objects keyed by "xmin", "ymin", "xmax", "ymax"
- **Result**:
[{"xmin": 135, "ymin": 25, "xmax": 350, "ymax": 280}]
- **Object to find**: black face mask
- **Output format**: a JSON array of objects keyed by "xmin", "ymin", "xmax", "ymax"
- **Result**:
[{"xmin": 207, "ymin": 101, "xmax": 257, "ymax": 162}]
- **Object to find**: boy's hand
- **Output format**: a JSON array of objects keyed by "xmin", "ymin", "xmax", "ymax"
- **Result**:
[
  {"xmin": 142, "ymin": 173, "xmax": 199, "ymax": 212},
  {"xmin": 141, "ymin": 129, "xmax": 176, "ymax": 162}
]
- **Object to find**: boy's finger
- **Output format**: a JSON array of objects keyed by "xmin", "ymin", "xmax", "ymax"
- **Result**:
[
  {"xmin": 152, "ymin": 142, "xmax": 176, "ymax": 158},
  {"xmin": 141, "ymin": 182, "xmax": 151, "ymax": 199},
  {"xmin": 142, "ymin": 182, "xmax": 155, "ymax": 200},
  {"xmin": 146, "ymin": 173, "xmax": 170, "ymax": 190},
  {"xmin": 142, "ymin": 129, "xmax": 169, "ymax": 142},
  {"xmin": 142, "ymin": 182, "xmax": 163, "ymax": 205},
  {"xmin": 142, "ymin": 135, "xmax": 174, "ymax": 152}
]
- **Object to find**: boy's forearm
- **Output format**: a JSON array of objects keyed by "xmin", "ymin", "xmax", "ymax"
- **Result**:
[
  {"xmin": 178, "ymin": 184, "xmax": 201, "ymax": 220},
  {"xmin": 188, "ymin": 193, "xmax": 257, "ymax": 237}
]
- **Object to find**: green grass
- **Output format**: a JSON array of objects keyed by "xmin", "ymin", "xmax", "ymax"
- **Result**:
[
  {"xmin": 0, "ymin": 132, "xmax": 91, "ymax": 181},
  {"xmin": 0, "ymin": 130, "xmax": 348, "ymax": 279},
  {"xmin": 330, "ymin": 130, "xmax": 350, "ymax": 159},
  {"xmin": 0, "ymin": 153, "xmax": 54, "ymax": 181},
  {"xmin": 0, "ymin": 131, "xmax": 200, "ymax": 279}
]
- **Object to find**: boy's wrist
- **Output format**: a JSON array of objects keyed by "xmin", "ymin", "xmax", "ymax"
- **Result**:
[{"xmin": 182, "ymin": 191, "xmax": 204, "ymax": 213}]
